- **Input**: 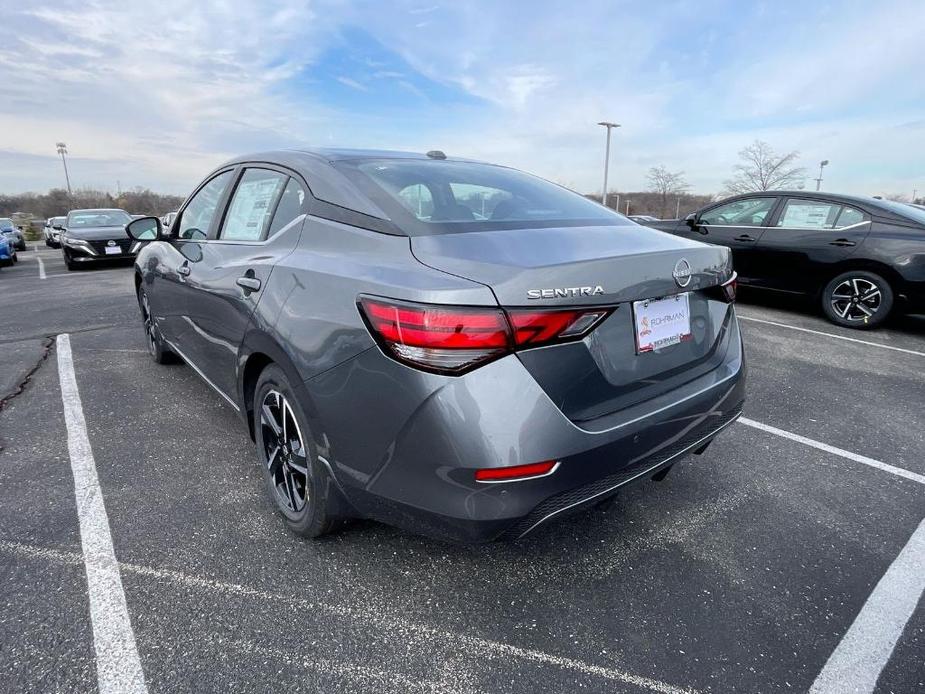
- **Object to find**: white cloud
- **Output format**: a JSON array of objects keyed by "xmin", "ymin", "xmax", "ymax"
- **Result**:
[{"xmin": 0, "ymin": 0, "xmax": 922, "ymax": 198}]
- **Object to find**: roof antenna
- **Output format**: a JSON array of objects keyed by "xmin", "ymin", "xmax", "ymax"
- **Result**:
[{"xmin": 426, "ymin": 150, "xmax": 447, "ymax": 160}]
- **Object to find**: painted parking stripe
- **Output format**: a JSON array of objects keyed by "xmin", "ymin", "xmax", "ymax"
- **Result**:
[
  {"xmin": 57, "ymin": 334, "xmax": 148, "ymax": 693},
  {"xmin": 739, "ymin": 417, "xmax": 925, "ymax": 485},
  {"xmin": 0, "ymin": 538, "xmax": 699, "ymax": 694},
  {"xmin": 736, "ymin": 314, "xmax": 925, "ymax": 358},
  {"xmin": 809, "ymin": 518, "xmax": 925, "ymax": 694},
  {"xmin": 36, "ymin": 256, "xmax": 45, "ymax": 279}
]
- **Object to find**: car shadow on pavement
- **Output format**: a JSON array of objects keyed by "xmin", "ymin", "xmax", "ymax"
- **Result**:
[{"xmin": 737, "ymin": 287, "xmax": 925, "ymax": 335}]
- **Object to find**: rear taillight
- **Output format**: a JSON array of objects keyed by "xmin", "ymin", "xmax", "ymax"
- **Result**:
[
  {"xmin": 707, "ymin": 272, "xmax": 737, "ymax": 303},
  {"xmin": 720, "ymin": 272, "xmax": 737, "ymax": 302},
  {"xmin": 358, "ymin": 297, "xmax": 610, "ymax": 375}
]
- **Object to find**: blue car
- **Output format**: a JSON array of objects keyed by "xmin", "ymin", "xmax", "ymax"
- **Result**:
[{"xmin": 0, "ymin": 235, "xmax": 13, "ymax": 267}]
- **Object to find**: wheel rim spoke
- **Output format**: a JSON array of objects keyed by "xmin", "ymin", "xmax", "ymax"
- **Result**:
[
  {"xmin": 261, "ymin": 389, "xmax": 309, "ymax": 513},
  {"xmin": 831, "ymin": 277, "xmax": 882, "ymax": 321}
]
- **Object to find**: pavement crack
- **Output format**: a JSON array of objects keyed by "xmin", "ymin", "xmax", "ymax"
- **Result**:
[{"xmin": 0, "ymin": 335, "xmax": 54, "ymax": 415}]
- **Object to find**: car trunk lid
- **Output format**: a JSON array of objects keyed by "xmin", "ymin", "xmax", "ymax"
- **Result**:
[{"xmin": 411, "ymin": 224, "xmax": 736, "ymax": 423}]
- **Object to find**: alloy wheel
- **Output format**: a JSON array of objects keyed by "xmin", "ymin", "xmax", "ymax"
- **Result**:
[
  {"xmin": 140, "ymin": 291, "xmax": 157, "ymax": 356},
  {"xmin": 829, "ymin": 277, "xmax": 882, "ymax": 322},
  {"xmin": 260, "ymin": 390, "xmax": 309, "ymax": 513}
]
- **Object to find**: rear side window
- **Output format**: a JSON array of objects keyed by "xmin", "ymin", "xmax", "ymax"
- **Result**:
[
  {"xmin": 336, "ymin": 159, "xmax": 626, "ymax": 235},
  {"xmin": 267, "ymin": 178, "xmax": 307, "ymax": 236},
  {"xmin": 776, "ymin": 200, "xmax": 841, "ymax": 229},
  {"xmin": 220, "ymin": 168, "xmax": 288, "ymax": 241},
  {"xmin": 835, "ymin": 206, "xmax": 865, "ymax": 227},
  {"xmin": 179, "ymin": 171, "xmax": 233, "ymax": 240}
]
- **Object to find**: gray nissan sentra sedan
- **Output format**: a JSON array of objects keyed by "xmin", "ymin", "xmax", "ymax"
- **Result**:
[{"xmin": 126, "ymin": 148, "xmax": 745, "ymax": 542}]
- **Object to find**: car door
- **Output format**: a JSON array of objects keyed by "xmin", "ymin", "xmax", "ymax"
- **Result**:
[
  {"xmin": 180, "ymin": 167, "xmax": 308, "ymax": 400},
  {"xmin": 151, "ymin": 169, "xmax": 236, "ymax": 355},
  {"xmin": 754, "ymin": 198, "xmax": 871, "ymax": 293},
  {"xmin": 687, "ymin": 195, "xmax": 781, "ymax": 281}
]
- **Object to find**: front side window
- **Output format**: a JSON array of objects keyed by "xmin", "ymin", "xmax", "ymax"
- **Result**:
[
  {"xmin": 776, "ymin": 200, "xmax": 841, "ymax": 229},
  {"xmin": 700, "ymin": 197, "xmax": 776, "ymax": 226},
  {"xmin": 397, "ymin": 184, "xmax": 435, "ymax": 219},
  {"xmin": 449, "ymin": 183, "xmax": 513, "ymax": 220},
  {"xmin": 336, "ymin": 159, "xmax": 626, "ymax": 235},
  {"xmin": 178, "ymin": 171, "xmax": 233, "ymax": 240},
  {"xmin": 220, "ymin": 169, "xmax": 288, "ymax": 241}
]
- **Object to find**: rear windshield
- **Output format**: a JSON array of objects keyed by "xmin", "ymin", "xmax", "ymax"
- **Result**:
[
  {"xmin": 874, "ymin": 200, "xmax": 925, "ymax": 226},
  {"xmin": 336, "ymin": 159, "xmax": 628, "ymax": 235},
  {"xmin": 0, "ymin": 219, "xmax": 13, "ymax": 230},
  {"xmin": 66, "ymin": 210, "xmax": 131, "ymax": 228}
]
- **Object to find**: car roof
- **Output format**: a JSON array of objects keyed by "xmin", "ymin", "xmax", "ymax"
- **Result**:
[
  {"xmin": 215, "ymin": 149, "xmax": 488, "ymax": 221},
  {"xmin": 68, "ymin": 208, "xmax": 129, "ymax": 214}
]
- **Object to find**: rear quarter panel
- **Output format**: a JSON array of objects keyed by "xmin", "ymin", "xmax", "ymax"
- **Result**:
[{"xmin": 253, "ymin": 216, "xmax": 498, "ymax": 383}]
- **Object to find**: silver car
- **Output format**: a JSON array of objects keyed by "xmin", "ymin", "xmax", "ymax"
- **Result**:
[{"xmin": 127, "ymin": 149, "xmax": 745, "ymax": 542}]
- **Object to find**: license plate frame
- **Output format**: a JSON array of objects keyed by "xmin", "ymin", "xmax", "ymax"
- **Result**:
[
  {"xmin": 104, "ymin": 245, "xmax": 122, "ymax": 255},
  {"xmin": 633, "ymin": 292, "xmax": 692, "ymax": 354}
]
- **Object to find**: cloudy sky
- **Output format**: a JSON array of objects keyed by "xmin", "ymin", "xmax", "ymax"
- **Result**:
[{"xmin": 1, "ymin": 0, "xmax": 923, "ymax": 198}]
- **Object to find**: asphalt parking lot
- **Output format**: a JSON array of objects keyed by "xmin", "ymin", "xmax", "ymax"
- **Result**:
[{"xmin": 1, "ymin": 245, "xmax": 923, "ymax": 693}]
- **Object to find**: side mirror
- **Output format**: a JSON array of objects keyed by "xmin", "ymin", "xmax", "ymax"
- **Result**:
[
  {"xmin": 685, "ymin": 213, "xmax": 708, "ymax": 234},
  {"xmin": 53, "ymin": 224, "xmax": 64, "ymax": 231},
  {"xmin": 126, "ymin": 216, "xmax": 162, "ymax": 241}
]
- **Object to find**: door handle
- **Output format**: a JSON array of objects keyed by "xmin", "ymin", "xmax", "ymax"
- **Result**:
[
  {"xmin": 236, "ymin": 276, "xmax": 261, "ymax": 293},
  {"xmin": 177, "ymin": 264, "xmax": 190, "ymax": 277},
  {"xmin": 734, "ymin": 234, "xmax": 756, "ymax": 242},
  {"xmin": 829, "ymin": 239, "xmax": 856, "ymax": 247}
]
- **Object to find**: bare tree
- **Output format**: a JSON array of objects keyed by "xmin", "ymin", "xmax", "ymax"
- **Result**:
[
  {"xmin": 722, "ymin": 140, "xmax": 806, "ymax": 195},
  {"xmin": 647, "ymin": 166, "xmax": 690, "ymax": 218},
  {"xmin": 884, "ymin": 193, "xmax": 910, "ymax": 203}
]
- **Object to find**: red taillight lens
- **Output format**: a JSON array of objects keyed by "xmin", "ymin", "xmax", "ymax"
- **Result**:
[
  {"xmin": 359, "ymin": 297, "xmax": 510, "ymax": 373},
  {"xmin": 359, "ymin": 297, "xmax": 611, "ymax": 375},
  {"xmin": 507, "ymin": 309, "xmax": 609, "ymax": 346},
  {"xmin": 475, "ymin": 460, "xmax": 559, "ymax": 482}
]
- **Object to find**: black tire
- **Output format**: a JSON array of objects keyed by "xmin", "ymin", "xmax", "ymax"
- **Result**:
[
  {"xmin": 821, "ymin": 270, "xmax": 893, "ymax": 329},
  {"xmin": 254, "ymin": 365, "xmax": 337, "ymax": 538},
  {"xmin": 137, "ymin": 287, "xmax": 176, "ymax": 364},
  {"xmin": 64, "ymin": 252, "xmax": 76, "ymax": 271}
]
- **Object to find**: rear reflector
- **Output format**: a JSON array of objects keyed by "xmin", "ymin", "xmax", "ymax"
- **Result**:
[
  {"xmin": 475, "ymin": 460, "xmax": 559, "ymax": 482},
  {"xmin": 359, "ymin": 297, "xmax": 611, "ymax": 375}
]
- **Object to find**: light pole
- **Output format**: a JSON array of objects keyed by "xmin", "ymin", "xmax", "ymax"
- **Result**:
[
  {"xmin": 814, "ymin": 159, "xmax": 829, "ymax": 192},
  {"xmin": 597, "ymin": 121, "xmax": 620, "ymax": 209},
  {"xmin": 56, "ymin": 142, "xmax": 72, "ymax": 195}
]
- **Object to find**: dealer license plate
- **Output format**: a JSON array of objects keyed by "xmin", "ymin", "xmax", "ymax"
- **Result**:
[
  {"xmin": 633, "ymin": 293, "xmax": 692, "ymax": 353},
  {"xmin": 104, "ymin": 246, "xmax": 121, "ymax": 255}
]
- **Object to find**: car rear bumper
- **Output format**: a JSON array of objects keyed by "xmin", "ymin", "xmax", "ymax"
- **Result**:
[{"xmin": 309, "ymin": 308, "xmax": 746, "ymax": 543}]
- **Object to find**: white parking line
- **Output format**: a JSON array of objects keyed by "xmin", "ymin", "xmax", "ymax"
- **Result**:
[
  {"xmin": 739, "ymin": 417, "xmax": 925, "ymax": 485},
  {"xmin": 736, "ymin": 314, "xmax": 925, "ymax": 358},
  {"xmin": 57, "ymin": 334, "xmax": 148, "ymax": 694},
  {"xmin": 809, "ymin": 518, "xmax": 925, "ymax": 694},
  {"xmin": 36, "ymin": 256, "xmax": 45, "ymax": 279},
  {"xmin": 0, "ymin": 537, "xmax": 698, "ymax": 694}
]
